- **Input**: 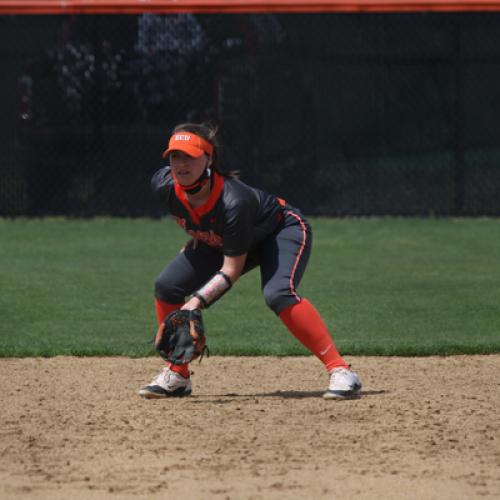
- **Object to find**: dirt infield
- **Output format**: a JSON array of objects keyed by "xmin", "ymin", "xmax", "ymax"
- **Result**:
[{"xmin": 1, "ymin": 355, "xmax": 499, "ymax": 500}]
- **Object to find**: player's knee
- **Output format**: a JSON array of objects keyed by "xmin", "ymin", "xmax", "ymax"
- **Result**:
[
  {"xmin": 154, "ymin": 277, "xmax": 182, "ymax": 303},
  {"xmin": 263, "ymin": 287, "xmax": 289, "ymax": 315}
]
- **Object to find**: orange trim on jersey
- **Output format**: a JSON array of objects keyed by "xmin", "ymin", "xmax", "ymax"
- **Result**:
[
  {"xmin": 174, "ymin": 172, "xmax": 224, "ymax": 226},
  {"xmin": 286, "ymin": 210, "xmax": 308, "ymax": 300}
]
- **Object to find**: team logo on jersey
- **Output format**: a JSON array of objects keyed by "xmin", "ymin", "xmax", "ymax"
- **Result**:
[
  {"xmin": 173, "ymin": 216, "xmax": 223, "ymax": 249},
  {"xmin": 189, "ymin": 229, "xmax": 223, "ymax": 248}
]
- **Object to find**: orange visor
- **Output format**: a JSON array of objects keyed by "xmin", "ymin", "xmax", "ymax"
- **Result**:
[{"xmin": 162, "ymin": 132, "xmax": 213, "ymax": 158}]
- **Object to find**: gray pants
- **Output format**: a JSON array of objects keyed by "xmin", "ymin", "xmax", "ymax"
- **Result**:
[{"xmin": 155, "ymin": 208, "xmax": 312, "ymax": 315}]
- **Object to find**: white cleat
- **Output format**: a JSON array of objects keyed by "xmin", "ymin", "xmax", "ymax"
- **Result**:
[
  {"xmin": 138, "ymin": 367, "xmax": 192, "ymax": 399},
  {"xmin": 323, "ymin": 367, "xmax": 362, "ymax": 400}
]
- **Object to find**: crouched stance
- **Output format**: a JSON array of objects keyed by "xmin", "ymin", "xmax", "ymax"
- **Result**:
[{"xmin": 139, "ymin": 123, "xmax": 362, "ymax": 400}]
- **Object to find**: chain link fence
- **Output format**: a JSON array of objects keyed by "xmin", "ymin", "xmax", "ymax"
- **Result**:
[{"xmin": 1, "ymin": 13, "xmax": 499, "ymax": 216}]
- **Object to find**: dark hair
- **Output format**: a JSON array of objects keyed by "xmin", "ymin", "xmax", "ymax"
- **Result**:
[{"xmin": 172, "ymin": 122, "xmax": 239, "ymax": 179}]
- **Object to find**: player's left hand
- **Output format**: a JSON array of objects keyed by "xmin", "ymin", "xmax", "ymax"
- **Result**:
[{"xmin": 154, "ymin": 309, "xmax": 207, "ymax": 365}]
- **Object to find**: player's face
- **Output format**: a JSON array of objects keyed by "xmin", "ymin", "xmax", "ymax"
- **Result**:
[{"xmin": 170, "ymin": 151, "xmax": 210, "ymax": 186}]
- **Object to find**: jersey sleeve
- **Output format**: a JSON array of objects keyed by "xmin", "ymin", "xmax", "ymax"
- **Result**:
[
  {"xmin": 151, "ymin": 166, "xmax": 174, "ymax": 203},
  {"xmin": 222, "ymin": 196, "xmax": 258, "ymax": 256}
]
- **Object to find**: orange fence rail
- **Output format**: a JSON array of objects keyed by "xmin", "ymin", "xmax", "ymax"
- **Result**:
[{"xmin": 2, "ymin": 0, "xmax": 500, "ymax": 14}]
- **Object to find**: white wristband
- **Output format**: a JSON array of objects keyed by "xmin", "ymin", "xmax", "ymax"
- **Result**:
[{"xmin": 193, "ymin": 271, "xmax": 232, "ymax": 308}]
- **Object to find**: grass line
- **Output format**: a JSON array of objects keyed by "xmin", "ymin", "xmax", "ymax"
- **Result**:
[{"xmin": 1, "ymin": 217, "xmax": 499, "ymax": 357}]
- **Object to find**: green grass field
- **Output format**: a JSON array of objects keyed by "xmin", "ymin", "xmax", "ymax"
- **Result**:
[{"xmin": 1, "ymin": 217, "xmax": 499, "ymax": 357}]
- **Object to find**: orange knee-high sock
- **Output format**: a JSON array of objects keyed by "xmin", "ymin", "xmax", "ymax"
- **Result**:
[
  {"xmin": 279, "ymin": 299, "xmax": 348, "ymax": 373},
  {"xmin": 155, "ymin": 298, "xmax": 182, "ymax": 325},
  {"xmin": 154, "ymin": 299, "xmax": 190, "ymax": 378}
]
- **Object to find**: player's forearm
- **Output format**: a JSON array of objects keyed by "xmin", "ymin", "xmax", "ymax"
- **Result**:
[
  {"xmin": 220, "ymin": 253, "xmax": 247, "ymax": 284},
  {"xmin": 183, "ymin": 254, "xmax": 247, "ymax": 310}
]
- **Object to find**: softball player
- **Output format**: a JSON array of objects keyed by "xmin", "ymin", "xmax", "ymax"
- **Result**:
[{"xmin": 139, "ymin": 123, "xmax": 362, "ymax": 400}]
